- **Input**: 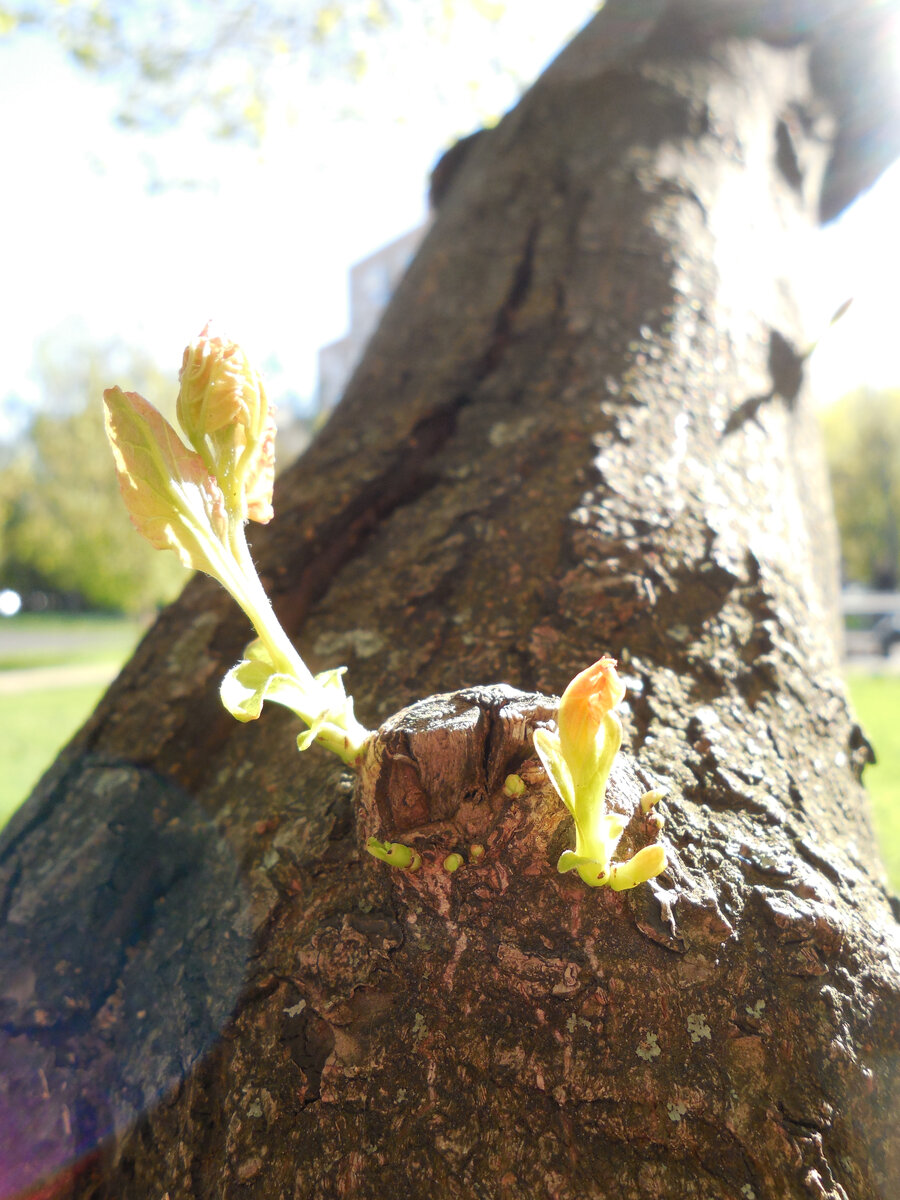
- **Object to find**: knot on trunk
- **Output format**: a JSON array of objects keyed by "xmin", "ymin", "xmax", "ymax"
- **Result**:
[
  {"xmin": 356, "ymin": 685, "xmax": 665, "ymax": 912},
  {"xmin": 359, "ymin": 686, "xmax": 557, "ymax": 875}
]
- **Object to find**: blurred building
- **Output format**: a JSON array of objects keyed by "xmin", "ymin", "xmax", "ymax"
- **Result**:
[{"xmin": 316, "ymin": 224, "xmax": 428, "ymax": 412}]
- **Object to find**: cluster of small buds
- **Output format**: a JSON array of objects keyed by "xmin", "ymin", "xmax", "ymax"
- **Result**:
[
  {"xmin": 364, "ymin": 841, "xmax": 485, "ymax": 874},
  {"xmin": 363, "ymin": 661, "xmax": 665, "ymax": 893},
  {"xmin": 103, "ymin": 324, "xmax": 370, "ymax": 765}
]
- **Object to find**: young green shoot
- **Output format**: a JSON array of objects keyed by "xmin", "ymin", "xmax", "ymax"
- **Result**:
[
  {"xmin": 534, "ymin": 657, "xmax": 667, "ymax": 889},
  {"xmin": 103, "ymin": 323, "xmax": 371, "ymax": 765}
]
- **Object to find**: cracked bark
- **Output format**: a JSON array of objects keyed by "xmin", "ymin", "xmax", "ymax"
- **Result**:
[{"xmin": 2, "ymin": 3, "xmax": 900, "ymax": 1198}]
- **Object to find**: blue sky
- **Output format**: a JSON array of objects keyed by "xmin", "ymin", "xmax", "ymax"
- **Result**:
[{"xmin": 0, "ymin": 3, "xmax": 898, "ymax": 438}]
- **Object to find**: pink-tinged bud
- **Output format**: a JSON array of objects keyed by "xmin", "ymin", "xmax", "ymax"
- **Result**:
[
  {"xmin": 177, "ymin": 322, "xmax": 265, "ymax": 442},
  {"xmin": 557, "ymin": 656, "xmax": 625, "ymax": 788},
  {"xmin": 541, "ymin": 657, "xmax": 668, "ymax": 891},
  {"xmin": 176, "ymin": 323, "xmax": 274, "ymax": 521}
]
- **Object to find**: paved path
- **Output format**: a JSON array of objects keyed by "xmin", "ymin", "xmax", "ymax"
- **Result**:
[
  {"xmin": 0, "ymin": 628, "xmax": 128, "ymax": 655},
  {"xmin": 844, "ymin": 652, "xmax": 900, "ymax": 675},
  {"xmin": 0, "ymin": 662, "xmax": 120, "ymax": 695}
]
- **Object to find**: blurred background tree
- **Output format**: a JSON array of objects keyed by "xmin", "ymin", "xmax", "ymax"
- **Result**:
[
  {"xmin": 0, "ymin": 327, "xmax": 184, "ymax": 612},
  {"xmin": 0, "ymin": 0, "xmax": 600, "ymax": 614},
  {"xmin": 0, "ymin": 0, "xmax": 534, "ymax": 149},
  {"xmin": 822, "ymin": 388, "xmax": 900, "ymax": 589}
]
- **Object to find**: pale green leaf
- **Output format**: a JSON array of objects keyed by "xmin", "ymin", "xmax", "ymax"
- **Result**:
[
  {"xmin": 557, "ymin": 850, "xmax": 610, "ymax": 887},
  {"xmin": 608, "ymin": 845, "xmax": 668, "ymax": 891},
  {"xmin": 219, "ymin": 654, "xmax": 276, "ymax": 722},
  {"xmin": 533, "ymin": 727, "xmax": 575, "ymax": 814},
  {"xmin": 220, "ymin": 638, "xmax": 307, "ymax": 722}
]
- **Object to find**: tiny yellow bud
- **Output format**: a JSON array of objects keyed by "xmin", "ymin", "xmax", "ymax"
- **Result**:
[
  {"xmin": 503, "ymin": 773, "xmax": 526, "ymax": 797},
  {"xmin": 365, "ymin": 837, "xmax": 420, "ymax": 871},
  {"xmin": 443, "ymin": 853, "xmax": 464, "ymax": 873},
  {"xmin": 469, "ymin": 844, "xmax": 485, "ymax": 862}
]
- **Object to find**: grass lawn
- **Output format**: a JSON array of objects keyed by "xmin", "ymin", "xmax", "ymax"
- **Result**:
[
  {"xmin": 846, "ymin": 671, "xmax": 900, "ymax": 893},
  {"xmin": 0, "ymin": 614, "xmax": 146, "ymax": 827},
  {"xmin": 0, "ymin": 681, "xmax": 111, "ymax": 826}
]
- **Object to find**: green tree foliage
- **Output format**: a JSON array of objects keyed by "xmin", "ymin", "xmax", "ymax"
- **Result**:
[
  {"xmin": 0, "ymin": 0, "xmax": 520, "ymax": 145},
  {"xmin": 0, "ymin": 332, "xmax": 185, "ymax": 612},
  {"xmin": 821, "ymin": 387, "xmax": 900, "ymax": 589}
]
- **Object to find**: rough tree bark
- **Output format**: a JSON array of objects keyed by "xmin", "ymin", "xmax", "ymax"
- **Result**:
[{"xmin": 3, "ymin": 2, "xmax": 900, "ymax": 1197}]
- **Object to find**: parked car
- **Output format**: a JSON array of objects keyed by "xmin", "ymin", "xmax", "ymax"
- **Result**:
[{"xmin": 872, "ymin": 612, "xmax": 900, "ymax": 657}]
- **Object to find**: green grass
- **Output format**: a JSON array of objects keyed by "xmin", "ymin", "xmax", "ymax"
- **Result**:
[
  {"xmin": 0, "ymin": 614, "xmax": 146, "ymax": 827},
  {"xmin": 846, "ymin": 671, "xmax": 900, "ymax": 893},
  {"xmin": 0, "ymin": 681, "xmax": 111, "ymax": 826}
]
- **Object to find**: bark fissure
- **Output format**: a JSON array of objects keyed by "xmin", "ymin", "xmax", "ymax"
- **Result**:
[
  {"xmin": 476, "ymin": 218, "xmax": 541, "ymax": 379},
  {"xmin": 254, "ymin": 213, "xmax": 545, "ymax": 644}
]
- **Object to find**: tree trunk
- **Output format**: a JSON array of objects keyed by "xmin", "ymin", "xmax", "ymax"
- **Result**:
[{"xmin": 3, "ymin": 3, "xmax": 900, "ymax": 1198}]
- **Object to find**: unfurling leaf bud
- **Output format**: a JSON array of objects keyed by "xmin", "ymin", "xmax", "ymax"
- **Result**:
[
  {"xmin": 242, "ymin": 408, "xmax": 276, "ymax": 524},
  {"xmin": 176, "ymin": 322, "xmax": 274, "ymax": 522},
  {"xmin": 537, "ymin": 656, "xmax": 668, "ymax": 891},
  {"xmin": 557, "ymin": 656, "xmax": 626, "ymax": 792}
]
